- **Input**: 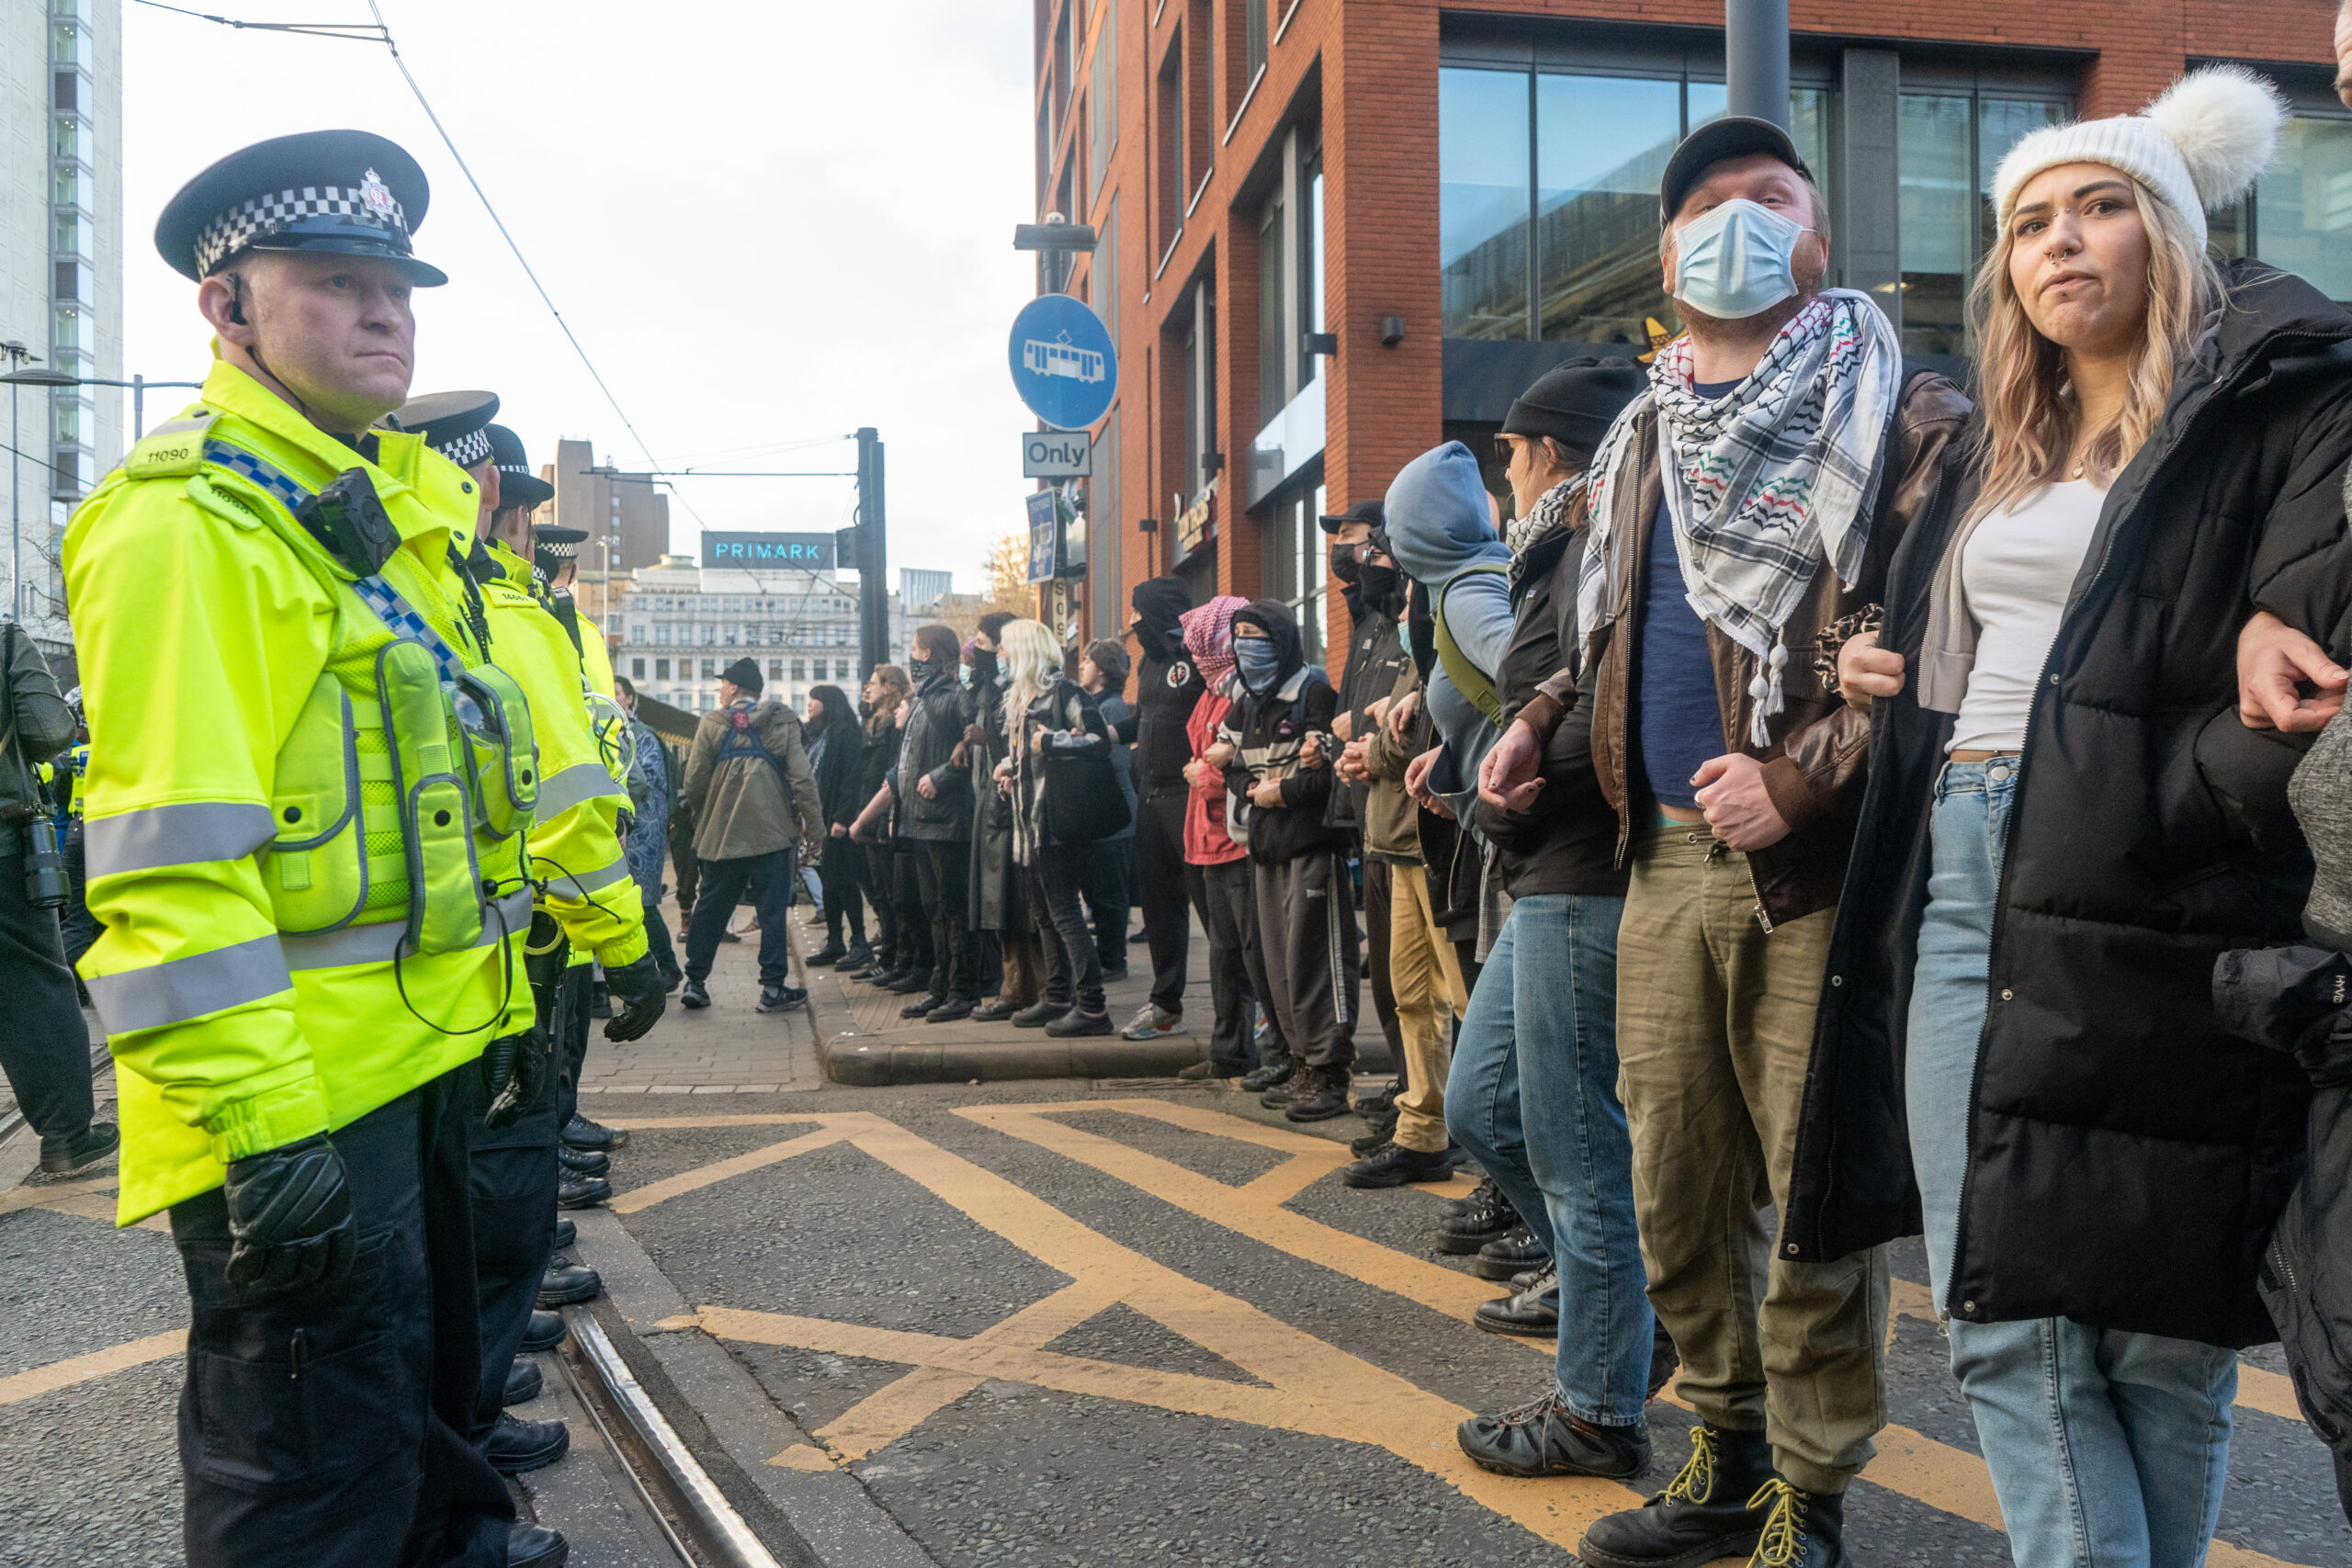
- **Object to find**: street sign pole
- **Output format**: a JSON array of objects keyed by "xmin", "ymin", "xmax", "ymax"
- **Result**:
[{"xmin": 855, "ymin": 427, "xmax": 889, "ymax": 680}]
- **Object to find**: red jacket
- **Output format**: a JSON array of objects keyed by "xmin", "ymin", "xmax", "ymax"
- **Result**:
[{"xmin": 1183, "ymin": 690, "xmax": 1245, "ymax": 867}]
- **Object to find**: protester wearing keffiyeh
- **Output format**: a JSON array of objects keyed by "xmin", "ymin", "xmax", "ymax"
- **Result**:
[
  {"xmin": 1578, "ymin": 288, "xmax": 1901, "ymax": 744},
  {"xmin": 1180, "ymin": 595, "xmax": 1248, "ymax": 690}
]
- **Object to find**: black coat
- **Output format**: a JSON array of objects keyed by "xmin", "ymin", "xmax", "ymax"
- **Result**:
[
  {"xmin": 1785, "ymin": 263, "xmax": 2352, "ymax": 1348},
  {"xmin": 965, "ymin": 673, "xmax": 1023, "ymax": 929},
  {"xmin": 896, "ymin": 671, "xmax": 971, "ymax": 842},
  {"xmin": 810, "ymin": 716, "xmax": 866, "ymax": 828},
  {"xmin": 1329, "ymin": 594, "xmax": 1410, "ymax": 831}
]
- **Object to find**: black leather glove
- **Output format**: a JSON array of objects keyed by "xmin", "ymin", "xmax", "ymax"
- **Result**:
[
  {"xmin": 604, "ymin": 953, "xmax": 668, "ymax": 1043},
  {"xmin": 221, "ymin": 1134, "xmax": 357, "ymax": 1299},
  {"xmin": 480, "ymin": 1027, "xmax": 551, "ymax": 1129}
]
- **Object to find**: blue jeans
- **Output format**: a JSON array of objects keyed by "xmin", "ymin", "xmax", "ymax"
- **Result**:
[
  {"xmin": 1908, "ymin": 761, "xmax": 2236, "ymax": 1566},
  {"xmin": 1448, "ymin": 895, "xmax": 1653, "ymax": 1425}
]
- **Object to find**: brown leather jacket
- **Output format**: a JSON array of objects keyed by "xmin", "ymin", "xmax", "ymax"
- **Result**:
[{"xmin": 1519, "ymin": 368, "xmax": 1971, "ymax": 929}]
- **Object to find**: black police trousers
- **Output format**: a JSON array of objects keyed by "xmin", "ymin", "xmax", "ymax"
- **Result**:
[
  {"xmin": 0, "ymin": 845, "xmax": 95, "ymax": 1142},
  {"xmin": 470, "ymin": 921, "xmax": 570, "ymax": 1438},
  {"xmin": 169, "ymin": 1066, "xmax": 512, "ymax": 1568}
]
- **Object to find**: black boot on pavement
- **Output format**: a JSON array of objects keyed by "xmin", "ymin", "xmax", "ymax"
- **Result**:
[
  {"xmin": 1283, "ymin": 1064, "xmax": 1353, "ymax": 1122},
  {"xmin": 1577, "ymin": 1424, "xmax": 1776, "ymax": 1568},
  {"xmin": 902, "ymin": 993, "xmax": 946, "ymax": 1019},
  {"xmin": 557, "ymin": 1145, "xmax": 609, "ymax": 1179},
  {"xmin": 551, "ymin": 1219, "xmax": 576, "ymax": 1250},
  {"xmin": 680, "ymin": 978, "xmax": 712, "ymax": 1010},
  {"xmin": 1474, "ymin": 1268, "xmax": 1559, "ymax": 1337},
  {"xmin": 503, "ymin": 1359, "xmax": 543, "ymax": 1406},
  {"xmin": 486, "ymin": 1411, "xmax": 571, "ymax": 1474},
  {"xmin": 807, "ymin": 938, "xmax": 847, "ymax": 967},
  {"xmin": 1239, "ymin": 1050, "xmax": 1295, "ymax": 1094},
  {"xmin": 925, "ymin": 997, "xmax": 978, "ymax": 1023},
  {"xmin": 1351, "ymin": 1116, "xmax": 1397, "ymax": 1156},
  {"xmin": 1046, "ymin": 1006, "xmax": 1114, "ymax": 1037},
  {"xmin": 1012, "ymin": 998, "xmax": 1069, "ymax": 1029},
  {"xmin": 507, "ymin": 1521, "xmax": 570, "ymax": 1568},
  {"xmin": 1356, "ymin": 1081, "xmax": 1401, "ymax": 1119},
  {"xmin": 521, "ymin": 1311, "xmax": 566, "ymax": 1353},
  {"xmin": 973, "ymin": 995, "xmax": 1023, "ymax": 1021},
  {"xmin": 564, "ymin": 1113, "xmax": 628, "ymax": 1152},
  {"xmin": 1342, "ymin": 1141, "xmax": 1459, "ymax": 1189},
  {"xmin": 538, "ymin": 1257, "xmax": 603, "ymax": 1307},
  {"xmin": 37, "ymin": 1122, "xmax": 119, "ymax": 1176},
  {"xmin": 1739, "ymin": 1479, "xmax": 1845, "ymax": 1568},
  {"xmin": 887, "ymin": 967, "xmax": 935, "ymax": 995},
  {"xmin": 1456, "ymin": 1390, "xmax": 1649, "ymax": 1480},
  {"xmin": 1474, "ymin": 1223, "xmax": 1550, "ymax": 1281},
  {"xmin": 556, "ymin": 1174, "xmax": 611, "ymax": 1210},
  {"xmin": 835, "ymin": 941, "xmax": 873, "ymax": 971},
  {"xmin": 1436, "ymin": 1177, "xmax": 1519, "ymax": 1255}
]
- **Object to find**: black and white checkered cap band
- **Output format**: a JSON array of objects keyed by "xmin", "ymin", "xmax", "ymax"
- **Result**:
[
  {"xmin": 435, "ymin": 427, "xmax": 492, "ymax": 468},
  {"xmin": 193, "ymin": 184, "xmax": 409, "ymax": 276},
  {"xmin": 538, "ymin": 538, "xmax": 578, "ymax": 559},
  {"xmin": 496, "ymin": 461, "xmax": 532, "ymax": 481}
]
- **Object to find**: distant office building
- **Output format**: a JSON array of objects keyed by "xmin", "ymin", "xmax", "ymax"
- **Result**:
[
  {"xmin": 546, "ymin": 437, "xmax": 670, "ymax": 575},
  {"xmin": 5, "ymin": 0, "xmax": 122, "ymax": 666},
  {"xmin": 899, "ymin": 567, "xmax": 955, "ymax": 610},
  {"xmin": 611, "ymin": 555, "xmax": 911, "ymax": 715}
]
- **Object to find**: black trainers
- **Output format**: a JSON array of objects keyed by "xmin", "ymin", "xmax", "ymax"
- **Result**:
[
  {"xmin": 1577, "ymin": 1425, "xmax": 1777, "ymax": 1568},
  {"xmin": 1474, "ymin": 1223, "xmax": 1550, "ymax": 1281},
  {"xmin": 503, "ymin": 1358, "xmax": 543, "ymax": 1406},
  {"xmin": 37, "ymin": 1122, "xmax": 119, "ymax": 1176},
  {"xmin": 680, "ymin": 978, "xmax": 712, "ymax": 1010},
  {"xmin": 758, "ymin": 985, "xmax": 808, "ymax": 1013},
  {"xmin": 1283, "ymin": 1064, "xmax": 1354, "ymax": 1122},
  {"xmin": 1436, "ymin": 1176, "xmax": 1519, "ymax": 1255},
  {"xmin": 485, "ymin": 1411, "xmax": 571, "ymax": 1474},
  {"xmin": 1473, "ymin": 1269, "xmax": 1559, "ymax": 1337},
  {"xmin": 1456, "ymin": 1389, "xmax": 1649, "ymax": 1480},
  {"xmin": 1742, "ymin": 1479, "xmax": 1845, "ymax": 1568},
  {"xmin": 563, "ymin": 1114, "xmax": 628, "ymax": 1153},
  {"xmin": 520, "ymin": 1311, "xmax": 566, "ymax": 1353},
  {"xmin": 1342, "ymin": 1142, "xmax": 1459, "ymax": 1189},
  {"xmin": 1239, "ymin": 1050, "xmax": 1295, "ymax": 1094}
]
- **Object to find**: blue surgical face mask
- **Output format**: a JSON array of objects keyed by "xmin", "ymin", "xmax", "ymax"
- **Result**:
[
  {"xmin": 958, "ymin": 663, "xmax": 974, "ymax": 689},
  {"xmin": 1234, "ymin": 637, "xmax": 1282, "ymax": 693},
  {"xmin": 1671, "ymin": 197, "xmax": 1811, "ymax": 321},
  {"xmin": 1396, "ymin": 618, "xmax": 1414, "ymax": 660}
]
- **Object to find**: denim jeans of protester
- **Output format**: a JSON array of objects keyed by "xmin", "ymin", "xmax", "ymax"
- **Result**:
[
  {"xmin": 1446, "ymin": 895, "xmax": 1652, "ymax": 1425},
  {"xmin": 1908, "ymin": 759, "xmax": 2237, "ymax": 1567}
]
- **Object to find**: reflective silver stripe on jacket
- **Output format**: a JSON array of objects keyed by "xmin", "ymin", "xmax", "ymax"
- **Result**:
[
  {"xmin": 533, "ymin": 761, "xmax": 625, "ymax": 818},
  {"xmin": 86, "ymin": 932, "xmax": 292, "ymax": 1034},
  {"xmin": 542, "ymin": 852, "xmax": 631, "ymax": 899},
  {"xmin": 278, "ymin": 887, "xmax": 537, "ymax": 973},
  {"xmin": 85, "ymin": 802, "xmax": 277, "ymax": 880}
]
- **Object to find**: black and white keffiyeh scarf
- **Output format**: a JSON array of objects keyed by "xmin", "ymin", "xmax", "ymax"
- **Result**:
[
  {"xmin": 1577, "ymin": 288, "xmax": 1900, "ymax": 744},
  {"xmin": 1506, "ymin": 472, "xmax": 1587, "ymax": 567}
]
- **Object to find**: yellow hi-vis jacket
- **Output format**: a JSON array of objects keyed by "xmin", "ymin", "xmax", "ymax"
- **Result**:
[
  {"xmin": 64, "ymin": 362, "xmax": 532, "ymax": 1224},
  {"xmin": 479, "ymin": 544, "xmax": 646, "ymax": 968}
]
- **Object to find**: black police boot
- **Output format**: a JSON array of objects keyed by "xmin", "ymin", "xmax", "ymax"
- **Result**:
[
  {"xmin": 1475, "ymin": 1223, "xmax": 1551, "ymax": 1281},
  {"xmin": 538, "ymin": 1257, "xmax": 603, "ymax": 1307},
  {"xmin": 521, "ymin": 1311, "xmax": 567, "ymax": 1354},
  {"xmin": 1436, "ymin": 1177, "xmax": 1520, "ymax": 1255},
  {"xmin": 37, "ymin": 1121, "xmax": 119, "ymax": 1176},
  {"xmin": 556, "ymin": 1174, "xmax": 611, "ymax": 1210},
  {"xmin": 486, "ymin": 1411, "xmax": 571, "ymax": 1474},
  {"xmin": 1341, "ymin": 1142, "xmax": 1459, "ymax": 1189},
  {"xmin": 551, "ymin": 1219, "xmax": 577, "ymax": 1251},
  {"xmin": 1577, "ymin": 1424, "xmax": 1777, "ymax": 1568},
  {"xmin": 503, "ymin": 1359, "xmax": 543, "ymax": 1406},
  {"xmin": 507, "ymin": 1521, "xmax": 571, "ymax": 1568},
  {"xmin": 1457, "ymin": 1389, "xmax": 1650, "ymax": 1480},
  {"xmin": 1283, "ymin": 1064, "xmax": 1354, "ymax": 1122},
  {"xmin": 1239, "ymin": 1050, "xmax": 1295, "ymax": 1094},
  {"xmin": 680, "ymin": 978, "xmax": 713, "ymax": 1010},
  {"xmin": 1474, "ymin": 1269, "xmax": 1559, "ymax": 1337},
  {"xmin": 564, "ymin": 1114, "xmax": 628, "ymax": 1153},
  {"xmin": 558, "ymin": 1145, "xmax": 610, "ymax": 1179}
]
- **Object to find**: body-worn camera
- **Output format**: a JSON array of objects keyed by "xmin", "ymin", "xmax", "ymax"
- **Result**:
[{"xmin": 296, "ymin": 468, "xmax": 402, "ymax": 578}]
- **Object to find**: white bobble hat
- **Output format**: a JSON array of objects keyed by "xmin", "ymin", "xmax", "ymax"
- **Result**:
[{"xmin": 1992, "ymin": 65, "xmax": 2289, "ymax": 247}]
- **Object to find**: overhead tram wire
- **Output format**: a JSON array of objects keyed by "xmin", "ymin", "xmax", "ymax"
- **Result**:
[{"xmin": 127, "ymin": 0, "xmax": 710, "ymax": 530}]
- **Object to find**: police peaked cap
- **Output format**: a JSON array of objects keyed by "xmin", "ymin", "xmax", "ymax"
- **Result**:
[
  {"xmin": 486, "ymin": 424, "xmax": 556, "ymax": 513},
  {"xmin": 390, "ymin": 389, "xmax": 499, "ymax": 468},
  {"xmin": 534, "ymin": 525, "xmax": 587, "ymax": 582},
  {"xmin": 155, "ymin": 129, "xmax": 447, "ymax": 285}
]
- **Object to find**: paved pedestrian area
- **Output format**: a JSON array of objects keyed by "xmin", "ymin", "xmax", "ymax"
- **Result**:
[{"xmin": 1, "ymin": 913, "xmax": 2346, "ymax": 1566}]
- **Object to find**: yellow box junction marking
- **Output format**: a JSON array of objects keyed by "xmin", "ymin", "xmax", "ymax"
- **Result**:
[{"xmin": 0, "ymin": 1330, "xmax": 185, "ymax": 1407}]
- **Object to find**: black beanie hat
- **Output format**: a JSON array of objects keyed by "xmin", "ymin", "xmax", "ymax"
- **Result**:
[
  {"xmin": 1500, "ymin": 356, "xmax": 1646, "ymax": 455},
  {"xmin": 721, "ymin": 656, "xmax": 763, "ymax": 694}
]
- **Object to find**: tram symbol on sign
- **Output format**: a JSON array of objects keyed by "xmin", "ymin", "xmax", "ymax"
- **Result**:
[{"xmin": 1023, "ymin": 332, "xmax": 1106, "ymax": 385}]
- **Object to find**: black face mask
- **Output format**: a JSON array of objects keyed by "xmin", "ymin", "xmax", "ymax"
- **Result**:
[
  {"xmin": 909, "ymin": 656, "xmax": 940, "ymax": 690},
  {"xmin": 1360, "ymin": 560, "xmax": 1405, "ymax": 618},
  {"xmin": 969, "ymin": 648, "xmax": 1000, "ymax": 684},
  {"xmin": 1329, "ymin": 543, "xmax": 1362, "ymax": 585}
]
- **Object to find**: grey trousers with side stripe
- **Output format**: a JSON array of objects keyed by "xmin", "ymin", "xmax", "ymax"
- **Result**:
[{"xmin": 1250, "ymin": 850, "xmax": 1359, "ymax": 1070}]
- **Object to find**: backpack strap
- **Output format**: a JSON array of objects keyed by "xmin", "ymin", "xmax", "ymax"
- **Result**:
[
  {"xmin": 717, "ymin": 708, "xmax": 797, "ymax": 816},
  {"xmin": 1432, "ymin": 563, "xmax": 1510, "ymax": 726}
]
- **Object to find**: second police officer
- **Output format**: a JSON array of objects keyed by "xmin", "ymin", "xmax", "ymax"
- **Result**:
[{"xmin": 65, "ymin": 131, "xmax": 573, "ymax": 1566}]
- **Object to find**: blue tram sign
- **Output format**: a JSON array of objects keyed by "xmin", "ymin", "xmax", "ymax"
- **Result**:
[{"xmin": 1008, "ymin": 293, "xmax": 1118, "ymax": 431}]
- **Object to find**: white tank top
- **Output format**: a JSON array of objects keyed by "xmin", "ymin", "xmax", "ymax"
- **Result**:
[{"xmin": 1949, "ymin": 479, "xmax": 2107, "ymax": 755}]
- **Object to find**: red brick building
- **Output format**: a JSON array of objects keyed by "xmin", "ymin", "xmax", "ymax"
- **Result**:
[{"xmin": 1035, "ymin": 0, "xmax": 2346, "ymax": 668}]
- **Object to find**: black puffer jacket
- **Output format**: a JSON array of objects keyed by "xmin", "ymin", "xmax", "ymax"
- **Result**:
[
  {"xmin": 895, "ymin": 665, "xmax": 972, "ymax": 842},
  {"xmin": 1785, "ymin": 263, "xmax": 2352, "ymax": 1348},
  {"xmin": 1132, "ymin": 576, "xmax": 1204, "ymax": 792}
]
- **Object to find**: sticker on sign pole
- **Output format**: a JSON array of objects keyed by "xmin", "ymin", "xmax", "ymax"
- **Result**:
[{"xmin": 1009, "ymin": 294, "xmax": 1118, "ymax": 430}]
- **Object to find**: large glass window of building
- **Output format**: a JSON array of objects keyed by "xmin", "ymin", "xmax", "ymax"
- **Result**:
[
  {"xmin": 2214, "ymin": 109, "xmax": 2352, "ymax": 307},
  {"xmin": 1898, "ymin": 92, "xmax": 2070, "ymax": 355},
  {"xmin": 1261, "ymin": 482, "xmax": 1329, "ymax": 669},
  {"xmin": 1441, "ymin": 67, "xmax": 1833, "ymax": 347}
]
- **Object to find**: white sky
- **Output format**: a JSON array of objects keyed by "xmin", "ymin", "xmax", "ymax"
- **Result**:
[{"xmin": 120, "ymin": 0, "xmax": 1041, "ymax": 595}]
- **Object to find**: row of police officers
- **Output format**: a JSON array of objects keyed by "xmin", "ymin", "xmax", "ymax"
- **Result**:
[{"xmin": 64, "ymin": 130, "xmax": 672, "ymax": 1567}]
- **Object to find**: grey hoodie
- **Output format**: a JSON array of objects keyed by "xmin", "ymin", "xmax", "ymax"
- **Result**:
[{"xmin": 1383, "ymin": 442, "xmax": 1515, "ymax": 818}]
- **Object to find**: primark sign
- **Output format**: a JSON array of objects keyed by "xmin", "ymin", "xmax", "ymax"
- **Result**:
[{"xmin": 701, "ymin": 532, "xmax": 837, "ymax": 571}]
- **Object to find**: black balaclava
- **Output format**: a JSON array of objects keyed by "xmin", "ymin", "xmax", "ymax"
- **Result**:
[
  {"xmin": 1230, "ymin": 599, "xmax": 1304, "ymax": 695},
  {"xmin": 1360, "ymin": 525, "xmax": 1408, "ymax": 622},
  {"xmin": 1132, "ymin": 576, "xmax": 1193, "ymax": 662}
]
